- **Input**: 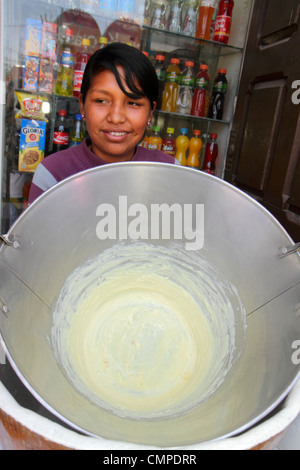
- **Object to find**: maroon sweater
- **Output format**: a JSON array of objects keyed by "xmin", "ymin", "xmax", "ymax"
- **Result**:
[{"xmin": 29, "ymin": 139, "xmax": 177, "ymax": 203}]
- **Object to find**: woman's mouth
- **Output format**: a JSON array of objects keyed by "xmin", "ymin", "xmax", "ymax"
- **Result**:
[{"xmin": 103, "ymin": 130, "xmax": 130, "ymax": 140}]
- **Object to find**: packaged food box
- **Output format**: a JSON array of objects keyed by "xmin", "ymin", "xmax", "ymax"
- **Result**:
[
  {"xmin": 25, "ymin": 18, "xmax": 41, "ymax": 57},
  {"xmin": 39, "ymin": 58, "xmax": 54, "ymax": 93},
  {"xmin": 40, "ymin": 22, "xmax": 57, "ymax": 60},
  {"xmin": 23, "ymin": 56, "xmax": 40, "ymax": 91},
  {"xmin": 19, "ymin": 119, "xmax": 47, "ymax": 173}
]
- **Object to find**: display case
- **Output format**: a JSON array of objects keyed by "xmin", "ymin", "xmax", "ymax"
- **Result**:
[{"xmin": 0, "ymin": 0, "xmax": 254, "ymax": 233}]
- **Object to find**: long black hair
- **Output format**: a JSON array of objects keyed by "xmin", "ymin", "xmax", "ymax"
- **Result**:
[{"xmin": 81, "ymin": 42, "xmax": 158, "ymax": 110}]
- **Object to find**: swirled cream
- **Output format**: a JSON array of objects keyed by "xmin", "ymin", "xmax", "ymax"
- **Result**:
[{"xmin": 52, "ymin": 243, "xmax": 246, "ymax": 419}]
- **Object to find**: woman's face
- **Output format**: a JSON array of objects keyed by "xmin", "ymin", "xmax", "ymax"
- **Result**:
[{"xmin": 80, "ymin": 66, "xmax": 155, "ymax": 163}]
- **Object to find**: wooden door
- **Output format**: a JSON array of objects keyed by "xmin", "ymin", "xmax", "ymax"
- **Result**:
[{"xmin": 225, "ymin": 0, "xmax": 300, "ymax": 241}]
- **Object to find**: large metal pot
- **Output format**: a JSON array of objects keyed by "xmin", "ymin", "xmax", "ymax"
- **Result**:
[{"xmin": 0, "ymin": 163, "xmax": 299, "ymax": 447}]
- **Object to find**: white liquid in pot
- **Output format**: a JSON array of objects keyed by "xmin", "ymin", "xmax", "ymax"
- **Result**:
[{"xmin": 52, "ymin": 243, "xmax": 246, "ymax": 419}]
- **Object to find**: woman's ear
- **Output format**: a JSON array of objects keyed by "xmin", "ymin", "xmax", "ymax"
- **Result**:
[{"xmin": 148, "ymin": 102, "xmax": 157, "ymax": 123}]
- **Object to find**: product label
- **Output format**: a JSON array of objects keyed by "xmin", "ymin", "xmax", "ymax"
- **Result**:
[
  {"xmin": 213, "ymin": 80, "xmax": 227, "ymax": 93},
  {"xmin": 155, "ymin": 68, "xmax": 164, "ymax": 80},
  {"xmin": 73, "ymin": 70, "xmax": 84, "ymax": 92},
  {"xmin": 214, "ymin": 15, "xmax": 232, "ymax": 38},
  {"xmin": 181, "ymin": 74, "xmax": 194, "ymax": 87},
  {"xmin": 162, "ymin": 143, "xmax": 175, "ymax": 155},
  {"xmin": 61, "ymin": 50, "xmax": 75, "ymax": 67},
  {"xmin": 53, "ymin": 131, "xmax": 69, "ymax": 145},
  {"xmin": 19, "ymin": 119, "xmax": 46, "ymax": 173},
  {"xmin": 195, "ymin": 77, "xmax": 209, "ymax": 89},
  {"xmin": 166, "ymin": 71, "xmax": 180, "ymax": 83}
]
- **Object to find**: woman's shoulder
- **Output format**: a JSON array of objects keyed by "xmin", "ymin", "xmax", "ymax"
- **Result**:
[{"xmin": 134, "ymin": 146, "xmax": 176, "ymax": 164}]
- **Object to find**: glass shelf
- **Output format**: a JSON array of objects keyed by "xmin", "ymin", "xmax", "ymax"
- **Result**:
[{"xmin": 156, "ymin": 109, "xmax": 231, "ymax": 126}]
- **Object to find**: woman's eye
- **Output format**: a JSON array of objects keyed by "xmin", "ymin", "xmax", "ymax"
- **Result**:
[{"xmin": 128, "ymin": 101, "xmax": 141, "ymax": 107}]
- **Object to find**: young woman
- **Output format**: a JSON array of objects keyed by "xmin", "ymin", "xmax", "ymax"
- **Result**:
[{"xmin": 29, "ymin": 43, "xmax": 178, "ymax": 203}]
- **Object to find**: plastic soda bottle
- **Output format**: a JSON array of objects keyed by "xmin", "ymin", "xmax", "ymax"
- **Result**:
[
  {"xmin": 162, "ymin": 128, "xmax": 176, "ymax": 155},
  {"xmin": 69, "ymin": 114, "xmax": 85, "ymax": 147},
  {"xmin": 148, "ymin": 125, "xmax": 162, "ymax": 150},
  {"xmin": 177, "ymin": 60, "xmax": 195, "ymax": 114},
  {"xmin": 213, "ymin": 0, "xmax": 234, "ymax": 44},
  {"xmin": 166, "ymin": 0, "xmax": 182, "ymax": 33},
  {"xmin": 55, "ymin": 29, "xmax": 75, "ymax": 97},
  {"xmin": 186, "ymin": 130, "xmax": 203, "ymax": 168},
  {"xmin": 154, "ymin": 54, "xmax": 166, "ymax": 110},
  {"xmin": 175, "ymin": 128, "xmax": 189, "ymax": 165},
  {"xmin": 202, "ymin": 133, "xmax": 218, "ymax": 174},
  {"xmin": 196, "ymin": 0, "xmax": 217, "ymax": 40},
  {"xmin": 53, "ymin": 110, "xmax": 69, "ymax": 152},
  {"xmin": 73, "ymin": 38, "xmax": 91, "ymax": 98},
  {"xmin": 191, "ymin": 64, "xmax": 210, "ymax": 117},
  {"xmin": 161, "ymin": 58, "xmax": 181, "ymax": 112},
  {"xmin": 149, "ymin": 0, "xmax": 167, "ymax": 29},
  {"xmin": 182, "ymin": 0, "xmax": 199, "ymax": 36},
  {"xmin": 208, "ymin": 69, "xmax": 228, "ymax": 120}
]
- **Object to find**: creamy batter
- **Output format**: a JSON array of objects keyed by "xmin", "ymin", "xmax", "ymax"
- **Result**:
[{"xmin": 52, "ymin": 242, "xmax": 246, "ymax": 419}]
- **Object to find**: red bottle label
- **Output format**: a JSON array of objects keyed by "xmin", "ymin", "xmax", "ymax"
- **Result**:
[
  {"xmin": 53, "ymin": 131, "xmax": 69, "ymax": 145},
  {"xmin": 214, "ymin": 15, "xmax": 232, "ymax": 39},
  {"xmin": 73, "ymin": 70, "xmax": 84, "ymax": 92}
]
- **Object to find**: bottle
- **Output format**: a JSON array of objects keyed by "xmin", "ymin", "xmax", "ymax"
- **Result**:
[
  {"xmin": 182, "ymin": 0, "xmax": 199, "ymax": 36},
  {"xmin": 202, "ymin": 133, "xmax": 218, "ymax": 174},
  {"xmin": 208, "ymin": 69, "xmax": 228, "ymax": 120},
  {"xmin": 196, "ymin": 0, "xmax": 216, "ymax": 40},
  {"xmin": 213, "ymin": 0, "xmax": 234, "ymax": 45},
  {"xmin": 55, "ymin": 29, "xmax": 75, "ymax": 97},
  {"xmin": 191, "ymin": 64, "xmax": 210, "ymax": 117},
  {"xmin": 161, "ymin": 58, "xmax": 181, "ymax": 112},
  {"xmin": 53, "ymin": 110, "xmax": 69, "ymax": 153},
  {"xmin": 166, "ymin": 0, "xmax": 182, "ymax": 33},
  {"xmin": 149, "ymin": 0, "xmax": 167, "ymax": 29},
  {"xmin": 162, "ymin": 128, "xmax": 176, "ymax": 156},
  {"xmin": 154, "ymin": 54, "xmax": 166, "ymax": 110},
  {"xmin": 98, "ymin": 36, "xmax": 108, "ymax": 49},
  {"xmin": 73, "ymin": 38, "xmax": 91, "ymax": 98},
  {"xmin": 186, "ymin": 129, "xmax": 203, "ymax": 168},
  {"xmin": 69, "ymin": 114, "xmax": 84, "ymax": 147},
  {"xmin": 175, "ymin": 128, "xmax": 189, "ymax": 165},
  {"xmin": 177, "ymin": 60, "xmax": 195, "ymax": 114},
  {"xmin": 148, "ymin": 125, "xmax": 162, "ymax": 150}
]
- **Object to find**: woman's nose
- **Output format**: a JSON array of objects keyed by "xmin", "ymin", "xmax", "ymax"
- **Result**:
[{"xmin": 107, "ymin": 103, "xmax": 126, "ymax": 123}]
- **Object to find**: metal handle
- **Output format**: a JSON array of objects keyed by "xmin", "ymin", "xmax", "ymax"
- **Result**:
[
  {"xmin": 0, "ymin": 234, "xmax": 20, "ymax": 248},
  {"xmin": 279, "ymin": 242, "xmax": 300, "ymax": 258}
]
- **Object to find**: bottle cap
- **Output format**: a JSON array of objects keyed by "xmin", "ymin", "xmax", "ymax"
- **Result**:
[
  {"xmin": 193, "ymin": 129, "xmax": 201, "ymax": 135},
  {"xmin": 82, "ymin": 38, "xmax": 90, "ymax": 46},
  {"xmin": 218, "ymin": 69, "xmax": 227, "ymax": 74},
  {"xmin": 99, "ymin": 36, "xmax": 108, "ymax": 44},
  {"xmin": 185, "ymin": 61, "xmax": 194, "ymax": 67},
  {"xmin": 75, "ymin": 114, "xmax": 82, "ymax": 120},
  {"xmin": 59, "ymin": 110, "xmax": 67, "ymax": 116},
  {"xmin": 65, "ymin": 28, "xmax": 73, "ymax": 36},
  {"xmin": 211, "ymin": 133, "xmax": 218, "ymax": 138},
  {"xmin": 142, "ymin": 51, "xmax": 149, "ymax": 57},
  {"xmin": 153, "ymin": 125, "xmax": 160, "ymax": 132},
  {"xmin": 156, "ymin": 54, "xmax": 165, "ymax": 61},
  {"xmin": 200, "ymin": 64, "xmax": 208, "ymax": 70},
  {"xmin": 171, "ymin": 58, "xmax": 180, "ymax": 64},
  {"xmin": 180, "ymin": 128, "xmax": 188, "ymax": 134},
  {"xmin": 166, "ymin": 127, "xmax": 174, "ymax": 134}
]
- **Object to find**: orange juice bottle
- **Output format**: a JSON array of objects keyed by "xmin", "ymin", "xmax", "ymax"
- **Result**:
[
  {"xmin": 161, "ymin": 58, "xmax": 181, "ymax": 112},
  {"xmin": 175, "ymin": 128, "xmax": 189, "ymax": 165},
  {"xmin": 186, "ymin": 129, "xmax": 203, "ymax": 168},
  {"xmin": 148, "ymin": 125, "xmax": 162, "ymax": 150}
]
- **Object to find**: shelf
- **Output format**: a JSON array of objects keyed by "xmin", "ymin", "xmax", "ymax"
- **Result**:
[
  {"xmin": 141, "ymin": 26, "xmax": 243, "ymax": 58},
  {"xmin": 156, "ymin": 110, "xmax": 230, "ymax": 126}
]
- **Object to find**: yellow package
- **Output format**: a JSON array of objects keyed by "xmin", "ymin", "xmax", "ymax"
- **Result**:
[{"xmin": 15, "ymin": 91, "xmax": 49, "ymax": 122}]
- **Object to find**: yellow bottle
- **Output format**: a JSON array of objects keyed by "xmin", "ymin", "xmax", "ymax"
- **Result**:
[
  {"xmin": 175, "ymin": 128, "xmax": 189, "ymax": 165},
  {"xmin": 161, "ymin": 58, "xmax": 181, "ymax": 112},
  {"xmin": 148, "ymin": 126, "xmax": 162, "ymax": 150},
  {"xmin": 186, "ymin": 129, "xmax": 203, "ymax": 168}
]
